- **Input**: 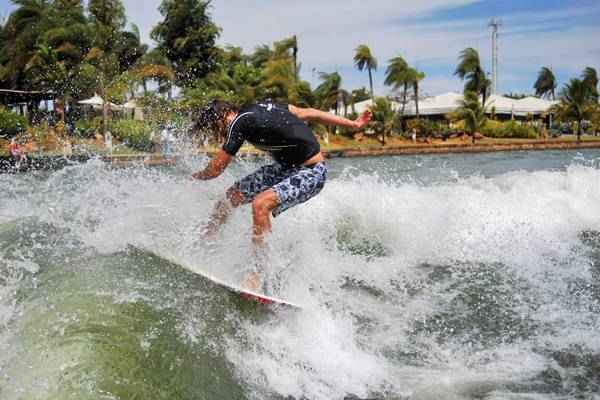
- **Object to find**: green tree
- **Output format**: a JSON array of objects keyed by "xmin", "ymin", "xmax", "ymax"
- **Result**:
[
  {"xmin": 534, "ymin": 67, "xmax": 557, "ymax": 100},
  {"xmin": 274, "ymin": 35, "xmax": 298, "ymax": 80},
  {"xmin": 135, "ymin": 48, "xmax": 175, "ymax": 97},
  {"xmin": 384, "ymin": 56, "xmax": 412, "ymax": 130},
  {"xmin": 354, "ymin": 44, "xmax": 377, "ymax": 100},
  {"xmin": 371, "ymin": 97, "xmax": 394, "ymax": 145},
  {"xmin": 582, "ymin": 67, "xmax": 598, "ymax": 102},
  {"xmin": 351, "ymin": 87, "xmax": 370, "ymax": 104},
  {"xmin": 88, "ymin": 0, "xmax": 126, "ymax": 52},
  {"xmin": 249, "ymin": 44, "xmax": 273, "ymax": 69},
  {"xmin": 0, "ymin": 0, "xmax": 52, "ymax": 89},
  {"xmin": 553, "ymin": 78, "xmax": 597, "ymax": 142},
  {"xmin": 455, "ymin": 48, "xmax": 490, "ymax": 105},
  {"xmin": 314, "ymin": 71, "xmax": 342, "ymax": 112},
  {"xmin": 412, "ymin": 69, "xmax": 425, "ymax": 120},
  {"xmin": 261, "ymin": 57, "xmax": 296, "ymax": 102},
  {"xmin": 455, "ymin": 90, "xmax": 487, "ymax": 143},
  {"xmin": 151, "ymin": 0, "xmax": 220, "ymax": 86}
]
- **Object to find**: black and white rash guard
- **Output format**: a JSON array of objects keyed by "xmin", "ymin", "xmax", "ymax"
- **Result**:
[{"xmin": 222, "ymin": 100, "xmax": 320, "ymax": 168}]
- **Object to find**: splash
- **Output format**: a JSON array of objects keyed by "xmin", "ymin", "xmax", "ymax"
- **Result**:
[{"xmin": 1, "ymin": 150, "xmax": 600, "ymax": 399}]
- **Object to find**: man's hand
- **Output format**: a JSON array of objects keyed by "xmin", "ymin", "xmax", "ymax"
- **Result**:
[
  {"xmin": 192, "ymin": 149, "xmax": 232, "ymax": 180},
  {"xmin": 353, "ymin": 110, "xmax": 372, "ymax": 130}
]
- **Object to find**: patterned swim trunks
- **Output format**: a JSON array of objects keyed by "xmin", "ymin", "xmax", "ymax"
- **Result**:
[{"xmin": 234, "ymin": 162, "xmax": 327, "ymax": 217}]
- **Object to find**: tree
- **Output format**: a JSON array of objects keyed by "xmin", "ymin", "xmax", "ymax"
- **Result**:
[
  {"xmin": 412, "ymin": 69, "xmax": 425, "ymax": 120},
  {"xmin": 351, "ymin": 87, "xmax": 370, "ymax": 104},
  {"xmin": 88, "ymin": 0, "xmax": 126, "ymax": 52},
  {"xmin": 354, "ymin": 44, "xmax": 377, "ymax": 100},
  {"xmin": 314, "ymin": 71, "xmax": 342, "ymax": 112},
  {"xmin": 553, "ymin": 78, "xmax": 597, "ymax": 142},
  {"xmin": 582, "ymin": 67, "xmax": 599, "ymax": 102},
  {"xmin": 274, "ymin": 35, "xmax": 298, "ymax": 80},
  {"xmin": 371, "ymin": 97, "xmax": 394, "ymax": 144},
  {"xmin": 136, "ymin": 48, "xmax": 175, "ymax": 97},
  {"xmin": 250, "ymin": 44, "xmax": 273, "ymax": 69},
  {"xmin": 0, "ymin": 0, "xmax": 52, "ymax": 89},
  {"xmin": 314, "ymin": 71, "xmax": 342, "ymax": 143},
  {"xmin": 151, "ymin": 0, "xmax": 220, "ymax": 86},
  {"xmin": 455, "ymin": 90, "xmax": 487, "ymax": 143},
  {"xmin": 261, "ymin": 57, "xmax": 296, "ymax": 102},
  {"xmin": 534, "ymin": 67, "xmax": 557, "ymax": 100},
  {"xmin": 455, "ymin": 48, "xmax": 490, "ymax": 105},
  {"xmin": 384, "ymin": 56, "xmax": 411, "ymax": 130}
]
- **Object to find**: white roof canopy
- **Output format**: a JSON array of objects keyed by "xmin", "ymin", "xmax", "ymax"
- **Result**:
[
  {"xmin": 335, "ymin": 93, "xmax": 557, "ymax": 117},
  {"xmin": 78, "ymin": 93, "xmax": 123, "ymax": 111}
]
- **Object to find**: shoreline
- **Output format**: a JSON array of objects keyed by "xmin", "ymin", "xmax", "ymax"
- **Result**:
[{"xmin": 2, "ymin": 139, "xmax": 600, "ymax": 172}]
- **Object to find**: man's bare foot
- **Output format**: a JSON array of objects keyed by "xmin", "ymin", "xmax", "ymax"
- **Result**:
[{"xmin": 242, "ymin": 272, "xmax": 261, "ymax": 292}]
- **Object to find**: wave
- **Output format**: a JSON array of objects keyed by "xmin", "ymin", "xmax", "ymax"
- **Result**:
[{"xmin": 1, "ymin": 151, "xmax": 599, "ymax": 399}]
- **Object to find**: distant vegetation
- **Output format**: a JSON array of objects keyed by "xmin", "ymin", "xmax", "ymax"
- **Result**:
[{"xmin": 0, "ymin": 0, "xmax": 598, "ymax": 148}]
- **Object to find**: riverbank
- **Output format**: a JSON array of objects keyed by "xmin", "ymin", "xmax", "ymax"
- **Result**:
[{"xmin": 2, "ymin": 137, "xmax": 600, "ymax": 172}]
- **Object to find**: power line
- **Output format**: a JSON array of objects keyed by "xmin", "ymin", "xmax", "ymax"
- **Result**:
[{"xmin": 488, "ymin": 18, "xmax": 502, "ymax": 95}]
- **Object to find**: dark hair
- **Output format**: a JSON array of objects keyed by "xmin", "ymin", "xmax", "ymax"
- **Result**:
[{"xmin": 194, "ymin": 100, "xmax": 238, "ymax": 134}]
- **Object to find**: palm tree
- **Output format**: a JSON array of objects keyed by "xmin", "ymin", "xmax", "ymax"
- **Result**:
[
  {"xmin": 456, "ymin": 90, "xmax": 487, "ymax": 144},
  {"xmin": 354, "ymin": 44, "xmax": 377, "ymax": 100},
  {"xmin": 261, "ymin": 56, "xmax": 296, "ymax": 101},
  {"xmin": 0, "ymin": 0, "xmax": 51, "ymax": 89},
  {"xmin": 338, "ymin": 89, "xmax": 353, "ymax": 117},
  {"xmin": 273, "ymin": 35, "xmax": 298, "ymax": 77},
  {"xmin": 582, "ymin": 67, "xmax": 598, "ymax": 101},
  {"xmin": 553, "ymin": 78, "xmax": 596, "ymax": 142},
  {"xmin": 534, "ymin": 67, "xmax": 557, "ymax": 100},
  {"xmin": 250, "ymin": 44, "xmax": 273, "ymax": 69},
  {"xmin": 455, "ymin": 48, "xmax": 489, "ymax": 105},
  {"xmin": 384, "ymin": 56, "xmax": 411, "ymax": 128},
  {"xmin": 412, "ymin": 69, "xmax": 425, "ymax": 119},
  {"xmin": 314, "ymin": 71, "xmax": 342, "ymax": 142},
  {"xmin": 371, "ymin": 97, "xmax": 394, "ymax": 144},
  {"xmin": 136, "ymin": 48, "xmax": 175, "ymax": 98},
  {"xmin": 314, "ymin": 71, "xmax": 342, "ymax": 112}
]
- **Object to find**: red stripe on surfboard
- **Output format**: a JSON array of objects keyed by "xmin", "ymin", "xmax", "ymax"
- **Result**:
[{"xmin": 240, "ymin": 292, "xmax": 274, "ymax": 305}]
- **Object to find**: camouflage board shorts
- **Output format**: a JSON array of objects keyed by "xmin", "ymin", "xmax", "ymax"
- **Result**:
[{"xmin": 234, "ymin": 162, "xmax": 327, "ymax": 217}]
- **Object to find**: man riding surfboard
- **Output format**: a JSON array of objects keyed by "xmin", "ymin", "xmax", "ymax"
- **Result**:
[{"xmin": 192, "ymin": 99, "xmax": 371, "ymax": 290}]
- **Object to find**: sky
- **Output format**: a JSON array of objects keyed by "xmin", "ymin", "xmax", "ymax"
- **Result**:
[{"xmin": 1, "ymin": 0, "xmax": 599, "ymax": 97}]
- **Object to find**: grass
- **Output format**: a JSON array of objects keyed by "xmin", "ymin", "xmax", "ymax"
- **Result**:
[{"xmin": 2, "ymin": 133, "xmax": 600, "ymax": 159}]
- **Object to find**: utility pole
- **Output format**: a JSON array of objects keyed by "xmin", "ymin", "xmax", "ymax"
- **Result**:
[{"xmin": 488, "ymin": 18, "xmax": 502, "ymax": 95}]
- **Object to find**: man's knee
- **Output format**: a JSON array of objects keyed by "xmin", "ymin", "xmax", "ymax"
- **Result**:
[
  {"xmin": 226, "ymin": 188, "xmax": 245, "ymax": 207},
  {"xmin": 252, "ymin": 191, "xmax": 278, "ymax": 216}
]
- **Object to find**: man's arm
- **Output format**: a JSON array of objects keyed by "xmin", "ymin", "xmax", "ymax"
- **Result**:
[
  {"xmin": 288, "ymin": 104, "xmax": 372, "ymax": 130},
  {"xmin": 192, "ymin": 149, "xmax": 232, "ymax": 180}
]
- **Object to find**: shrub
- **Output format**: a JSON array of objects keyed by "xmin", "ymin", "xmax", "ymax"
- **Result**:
[
  {"xmin": 0, "ymin": 108, "xmax": 28, "ymax": 138},
  {"xmin": 74, "ymin": 119, "xmax": 96, "ymax": 138},
  {"xmin": 482, "ymin": 120, "xmax": 537, "ymax": 139},
  {"xmin": 110, "ymin": 120, "xmax": 153, "ymax": 152},
  {"xmin": 406, "ymin": 119, "xmax": 443, "ymax": 137}
]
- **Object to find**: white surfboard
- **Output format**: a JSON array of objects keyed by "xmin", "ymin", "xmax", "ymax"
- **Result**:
[{"xmin": 133, "ymin": 246, "xmax": 302, "ymax": 309}]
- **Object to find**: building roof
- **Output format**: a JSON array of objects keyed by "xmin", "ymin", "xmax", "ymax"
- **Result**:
[{"xmin": 0, "ymin": 89, "xmax": 57, "ymax": 104}]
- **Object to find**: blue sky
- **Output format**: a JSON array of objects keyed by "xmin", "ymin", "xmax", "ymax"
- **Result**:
[{"xmin": 1, "ymin": 0, "xmax": 599, "ymax": 96}]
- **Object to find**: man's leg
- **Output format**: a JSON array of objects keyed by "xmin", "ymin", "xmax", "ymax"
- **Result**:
[
  {"xmin": 202, "ymin": 187, "xmax": 245, "ymax": 238},
  {"xmin": 203, "ymin": 163, "xmax": 283, "ymax": 239},
  {"xmin": 251, "ymin": 189, "xmax": 280, "ymax": 246},
  {"xmin": 243, "ymin": 188, "xmax": 279, "ymax": 291}
]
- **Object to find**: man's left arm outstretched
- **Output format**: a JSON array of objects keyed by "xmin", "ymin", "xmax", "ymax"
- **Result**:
[{"xmin": 192, "ymin": 150, "xmax": 232, "ymax": 180}]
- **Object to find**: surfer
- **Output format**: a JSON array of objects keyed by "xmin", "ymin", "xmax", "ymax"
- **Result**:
[{"xmin": 192, "ymin": 99, "xmax": 371, "ymax": 289}]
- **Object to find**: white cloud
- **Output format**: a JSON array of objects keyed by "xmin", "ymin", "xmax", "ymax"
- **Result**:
[{"xmin": 121, "ymin": 0, "xmax": 600, "ymax": 95}]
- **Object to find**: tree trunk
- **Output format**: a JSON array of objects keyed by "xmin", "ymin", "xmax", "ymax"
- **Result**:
[
  {"xmin": 577, "ymin": 119, "xmax": 582, "ymax": 143},
  {"xmin": 415, "ymin": 83, "xmax": 420, "ymax": 120},
  {"xmin": 400, "ymin": 83, "xmax": 408, "ymax": 132},
  {"xmin": 368, "ymin": 68, "xmax": 374, "ymax": 100},
  {"xmin": 293, "ymin": 35, "xmax": 298, "ymax": 81},
  {"xmin": 98, "ymin": 83, "xmax": 110, "ymax": 150}
]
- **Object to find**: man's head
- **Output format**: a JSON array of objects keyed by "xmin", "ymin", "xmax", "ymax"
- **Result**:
[{"xmin": 194, "ymin": 100, "xmax": 239, "ymax": 137}]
